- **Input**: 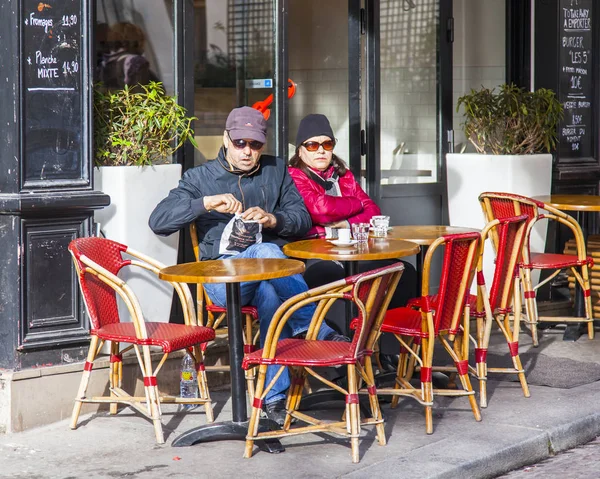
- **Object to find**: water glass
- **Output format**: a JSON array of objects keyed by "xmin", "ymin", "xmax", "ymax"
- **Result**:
[
  {"xmin": 352, "ymin": 223, "xmax": 370, "ymax": 244},
  {"xmin": 370, "ymin": 215, "xmax": 390, "ymax": 237}
]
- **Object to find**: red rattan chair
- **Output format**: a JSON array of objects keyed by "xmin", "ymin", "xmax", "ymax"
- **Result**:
[
  {"xmin": 68, "ymin": 237, "xmax": 215, "ymax": 444},
  {"xmin": 242, "ymin": 263, "xmax": 405, "ymax": 463},
  {"xmin": 376, "ymin": 232, "xmax": 482, "ymax": 434},
  {"xmin": 479, "ymin": 192, "xmax": 594, "ymax": 346},
  {"xmin": 190, "ymin": 224, "xmax": 260, "ymax": 397},
  {"xmin": 473, "ymin": 215, "xmax": 530, "ymax": 407}
]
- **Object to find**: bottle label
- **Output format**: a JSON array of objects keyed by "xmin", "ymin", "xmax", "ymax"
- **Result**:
[{"xmin": 181, "ymin": 371, "xmax": 194, "ymax": 381}]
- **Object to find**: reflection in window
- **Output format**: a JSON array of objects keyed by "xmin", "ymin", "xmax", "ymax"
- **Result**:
[
  {"xmin": 193, "ymin": 1, "xmax": 275, "ymax": 165},
  {"xmin": 95, "ymin": 1, "xmax": 174, "ymax": 94}
]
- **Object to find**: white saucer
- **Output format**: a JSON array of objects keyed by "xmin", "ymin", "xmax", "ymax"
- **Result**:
[{"xmin": 328, "ymin": 239, "xmax": 358, "ymax": 247}]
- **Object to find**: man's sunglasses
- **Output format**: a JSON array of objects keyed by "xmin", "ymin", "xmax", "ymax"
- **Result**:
[
  {"xmin": 227, "ymin": 132, "xmax": 264, "ymax": 151},
  {"xmin": 302, "ymin": 139, "xmax": 336, "ymax": 152}
]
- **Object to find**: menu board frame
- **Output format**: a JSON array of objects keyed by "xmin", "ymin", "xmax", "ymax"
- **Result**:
[
  {"xmin": 557, "ymin": 0, "xmax": 596, "ymax": 164},
  {"xmin": 20, "ymin": 0, "xmax": 91, "ymax": 190}
]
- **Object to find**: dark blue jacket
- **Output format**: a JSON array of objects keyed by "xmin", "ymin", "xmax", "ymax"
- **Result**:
[{"xmin": 149, "ymin": 147, "xmax": 311, "ymax": 260}]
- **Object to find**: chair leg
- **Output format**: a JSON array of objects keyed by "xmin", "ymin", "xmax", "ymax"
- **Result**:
[
  {"xmin": 521, "ymin": 269, "xmax": 540, "ymax": 347},
  {"xmin": 71, "ymin": 335, "xmax": 100, "ymax": 430},
  {"xmin": 193, "ymin": 345, "xmax": 214, "ymax": 423},
  {"xmin": 109, "ymin": 341, "xmax": 121, "ymax": 415},
  {"xmin": 347, "ymin": 364, "xmax": 361, "ymax": 464},
  {"xmin": 363, "ymin": 356, "xmax": 386, "ymax": 446},
  {"xmin": 140, "ymin": 345, "xmax": 164, "ymax": 444},
  {"xmin": 244, "ymin": 364, "xmax": 268, "ymax": 459},
  {"xmin": 244, "ymin": 314, "xmax": 257, "ymax": 399},
  {"xmin": 284, "ymin": 368, "xmax": 305, "ymax": 430},
  {"xmin": 581, "ymin": 266, "xmax": 595, "ymax": 340}
]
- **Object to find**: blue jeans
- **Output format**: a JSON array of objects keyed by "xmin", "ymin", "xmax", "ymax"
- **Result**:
[{"xmin": 203, "ymin": 243, "xmax": 336, "ymax": 404}]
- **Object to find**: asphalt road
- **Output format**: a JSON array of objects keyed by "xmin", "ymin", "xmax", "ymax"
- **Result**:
[{"xmin": 500, "ymin": 436, "xmax": 600, "ymax": 478}]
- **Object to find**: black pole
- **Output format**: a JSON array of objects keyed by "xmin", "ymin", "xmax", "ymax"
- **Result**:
[{"xmin": 226, "ymin": 282, "xmax": 247, "ymax": 423}]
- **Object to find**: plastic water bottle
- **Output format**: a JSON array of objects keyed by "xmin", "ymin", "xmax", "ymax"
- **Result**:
[{"xmin": 180, "ymin": 351, "xmax": 198, "ymax": 409}]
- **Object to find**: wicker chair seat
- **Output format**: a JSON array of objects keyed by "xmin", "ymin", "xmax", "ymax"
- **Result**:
[
  {"xmin": 528, "ymin": 252, "xmax": 593, "ymax": 269},
  {"xmin": 243, "ymin": 338, "xmax": 368, "ymax": 368},
  {"xmin": 93, "ymin": 322, "xmax": 215, "ymax": 353}
]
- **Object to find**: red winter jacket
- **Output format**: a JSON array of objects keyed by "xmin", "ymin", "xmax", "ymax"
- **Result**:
[{"xmin": 289, "ymin": 165, "xmax": 381, "ymax": 238}]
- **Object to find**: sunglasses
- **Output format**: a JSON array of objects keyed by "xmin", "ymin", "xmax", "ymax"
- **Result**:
[
  {"xmin": 227, "ymin": 132, "xmax": 264, "ymax": 151},
  {"xmin": 302, "ymin": 139, "xmax": 336, "ymax": 152}
]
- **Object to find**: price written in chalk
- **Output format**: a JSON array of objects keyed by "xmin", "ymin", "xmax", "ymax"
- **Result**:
[
  {"xmin": 62, "ymin": 60, "xmax": 79, "ymax": 75},
  {"xmin": 62, "ymin": 14, "xmax": 77, "ymax": 27}
]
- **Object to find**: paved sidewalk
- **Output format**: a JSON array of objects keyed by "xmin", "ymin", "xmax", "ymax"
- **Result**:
[{"xmin": 1, "ymin": 328, "xmax": 600, "ymax": 479}]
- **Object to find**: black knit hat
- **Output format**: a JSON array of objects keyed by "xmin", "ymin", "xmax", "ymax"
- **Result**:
[{"xmin": 295, "ymin": 114, "xmax": 335, "ymax": 147}]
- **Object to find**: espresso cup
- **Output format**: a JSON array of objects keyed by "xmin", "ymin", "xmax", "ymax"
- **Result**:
[{"xmin": 337, "ymin": 228, "xmax": 352, "ymax": 243}]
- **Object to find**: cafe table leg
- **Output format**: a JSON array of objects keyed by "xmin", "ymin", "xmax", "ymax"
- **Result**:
[
  {"xmin": 563, "ymin": 211, "xmax": 588, "ymax": 342},
  {"xmin": 172, "ymin": 282, "xmax": 284, "ymax": 453}
]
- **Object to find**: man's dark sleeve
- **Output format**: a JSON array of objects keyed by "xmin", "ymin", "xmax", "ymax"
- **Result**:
[
  {"xmin": 148, "ymin": 168, "xmax": 208, "ymax": 236},
  {"xmin": 271, "ymin": 167, "xmax": 312, "ymax": 237}
]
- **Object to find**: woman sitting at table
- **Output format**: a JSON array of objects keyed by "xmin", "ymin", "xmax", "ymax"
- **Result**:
[{"xmin": 289, "ymin": 114, "xmax": 416, "ymax": 365}]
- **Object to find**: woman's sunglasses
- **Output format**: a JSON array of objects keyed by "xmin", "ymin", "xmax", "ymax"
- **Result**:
[
  {"xmin": 227, "ymin": 132, "xmax": 264, "ymax": 151},
  {"xmin": 302, "ymin": 139, "xmax": 336, "ymax": 152}
]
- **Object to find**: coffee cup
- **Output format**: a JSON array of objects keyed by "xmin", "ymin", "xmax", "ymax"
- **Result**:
[
  {"xmin": 337, "ymin": 228, "xmax": 352, "ymax": 243},
  {"xmin": 370, "ymin": 215, "xmax": 390, "ymax": 237}
]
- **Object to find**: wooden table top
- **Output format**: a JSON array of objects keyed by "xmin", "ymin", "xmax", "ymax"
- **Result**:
[
  {"xmin": 384, "ymin": 225, "xmax": 481, "ymax": 246},
  {"xmin": 159, "ymin": 258, "xmax": 305, "ymax": 284},
  {"xmin": 283, "ymin": 238, "xmax": 420, "ymax": 261},
  {"xmin": 533, "ymin": 195, "xmax": 600, "ymax": 212}
]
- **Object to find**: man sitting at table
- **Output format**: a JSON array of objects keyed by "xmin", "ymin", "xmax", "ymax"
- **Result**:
[{"xmin": 149, "ymin": 106, "xmax": 347, "ymax": 426}]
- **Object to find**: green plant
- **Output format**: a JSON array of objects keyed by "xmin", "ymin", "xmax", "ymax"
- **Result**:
[
  {"xmin": 457, "ymin": 84, "xmax": 563, "ymax": 155},
  {"xmin": 94, "ymin": 81, "xmax": 198, "ymax": 166}
]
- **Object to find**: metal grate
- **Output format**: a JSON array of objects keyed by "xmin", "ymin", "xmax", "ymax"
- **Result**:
[{"xmin": 227, "ymin": 0, "xmax": 273, "ymax": 76}]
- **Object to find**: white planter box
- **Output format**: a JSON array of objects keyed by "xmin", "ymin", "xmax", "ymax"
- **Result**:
[
  {"xmin": 446, "ymin": 153, "xmax": 552, "ymax": 291},
  {"xmin": 94, "ymin": 164, "xmax": 182, "ymax": 324}
]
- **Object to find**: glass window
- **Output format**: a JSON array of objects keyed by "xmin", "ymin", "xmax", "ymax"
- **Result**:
[
  {"xmin": 95, "ymin": 1, "xmax": 175, "ymax": 94},
  {"xmin": 379, "ymin": 0, "xmax": 439, "ymax": 185},
  {"xmin": 192, "ymin": 0, "xmax": 276, "ymax": 165},
  {"xmin": 452, "ymin": 0, "xmax": 506, "ymax": 152},
  {"xmin": 287, "ymin": 0, "xmax": 349, "ymax": 164}
]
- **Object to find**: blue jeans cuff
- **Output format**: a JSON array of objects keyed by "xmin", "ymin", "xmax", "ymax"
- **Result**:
[{"xmin": 264, "ymin": 393, "xmax": 286, "ymax": 405}]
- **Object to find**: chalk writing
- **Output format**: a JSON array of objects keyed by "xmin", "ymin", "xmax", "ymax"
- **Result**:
[{"xmin": 559, "ymin": 0, "xmax": 593, "ymax": 159}]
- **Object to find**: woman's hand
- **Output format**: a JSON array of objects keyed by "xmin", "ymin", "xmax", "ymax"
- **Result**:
[{"xmin": 326, "ymin": 220, "xmax": 350, "ymax": 229}]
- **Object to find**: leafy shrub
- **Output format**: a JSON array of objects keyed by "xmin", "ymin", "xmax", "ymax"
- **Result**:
[
  {"xmin": 457, "ymin": 84, "xmax": 563, "ymax": 155},
  {"xmin": 94, "ymin": 81, "xmax": 198, "ymax": 166}
]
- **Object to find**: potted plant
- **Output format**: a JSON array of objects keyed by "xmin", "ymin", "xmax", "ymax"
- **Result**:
[
  {"xmin": 446, "ymin": 83, "xmax": 563, "ymax": 288},
  {"xmin": 94, "ymin": 81, "xmax": 198, "ymax": 323}
]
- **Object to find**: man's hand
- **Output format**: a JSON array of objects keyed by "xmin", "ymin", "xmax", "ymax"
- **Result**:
[
  {"xmin": 242, "ymin": 206, "xmax": 277, "ymax": 228},
  {"xmin": 203, "ymin": 194, "xmax": 243, "ymax": 214}
]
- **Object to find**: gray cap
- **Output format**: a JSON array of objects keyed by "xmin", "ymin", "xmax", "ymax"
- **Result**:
[{"xmin": 226, "ymin": 106, "xmax": 267, "ymax": 143}]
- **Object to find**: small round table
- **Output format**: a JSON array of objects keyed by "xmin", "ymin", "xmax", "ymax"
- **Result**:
[
  {"xmin": 385, "ymin": 225, "xmax": 481, "ymax": 294},
  {"xmin": 159, "ymin": 258, "xmax": 305, "ymax": 449},
  {"xmin": 283, "ymin": 238, "xmax": 420, "ymax": 331},
  {"xmin": 534, "ymin": 195, "xmax": 600, "ymax": 341}
]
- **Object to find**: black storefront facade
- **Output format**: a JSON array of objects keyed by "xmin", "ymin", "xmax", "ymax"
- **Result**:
[{"xmin": 0, "ymin": 0, "xmax": 597, "ymax": 432}]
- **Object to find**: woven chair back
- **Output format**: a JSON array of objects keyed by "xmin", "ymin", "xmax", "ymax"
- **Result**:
[
  {"xmin": 426, "ymin": 232, "xmax": 480, "ymax": 334},
  {"xmin": 68, "ymin": 237, "xmax": 131, "ymax": 330},
  {"xmin": 350, "ymin": 263, "xmax": 405, "ymax": 355},
  {"xmin": 485, "ymin": 215, "xmax": 528, "ymax": 312}
]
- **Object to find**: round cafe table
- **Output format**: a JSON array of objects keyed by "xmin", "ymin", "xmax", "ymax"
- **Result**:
[
  {"xmin": 159, "ymin": 258, "xmax": 305, "ymax": 451},
  {"xmin": 283, "ymin": 238, "xmax": 420, "ymax": 332},
  {"xmin": 385, "ymin": 225, "xmax": 481, "ymax": 295},
  {"xmin": 533, "ymin": 195, "xmax": 600, "ymax": 341}
]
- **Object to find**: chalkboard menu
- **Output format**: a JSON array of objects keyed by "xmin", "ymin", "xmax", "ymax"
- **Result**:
[
  {"xmin": 22, "ymin": 0, "xmax": 84, "ymax": 185},
  {"xmin": 558, "ymin": 0, "xmax": 594, "ymax": 160}
]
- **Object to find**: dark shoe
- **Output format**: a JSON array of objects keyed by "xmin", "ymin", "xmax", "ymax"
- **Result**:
[
  {"xmin": 379, "ymin": 353, "xmax": 399, "ymax": 373},
  {"xmin": 264, "ymin": 399, "xmax": 288, "ymax": 427},
  {"xmin": 324, "ymin": 332, "xmax": 351, "ymax": 342}
]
